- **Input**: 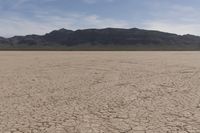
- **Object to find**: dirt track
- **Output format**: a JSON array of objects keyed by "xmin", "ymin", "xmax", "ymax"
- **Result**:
[{"xmin": 1, "ymin": 51, "xmax": 200, "ymax": 133}]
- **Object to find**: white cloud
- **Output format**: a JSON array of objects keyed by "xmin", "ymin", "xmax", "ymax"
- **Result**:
[
  {"xmin": 0, "ymin": 12, "xmax": 130, "ymax": 37},
  {"xmin": 1, "ymin": 0, "xmax": 200, "ymax": 37},
  {"xmin": 143, "ymin": 5, "xmax": 200, "ymax": 35},
  {"xmin": 82, "ymin": 15, "xmax": 129, "ymax": 28},
  {"xmin": 0, "ymin": 0, "xmax": 129, "ymax": 37},
  {"xmin": 144, "ymin": 20, "xmax": 200, "ymax": 35}
]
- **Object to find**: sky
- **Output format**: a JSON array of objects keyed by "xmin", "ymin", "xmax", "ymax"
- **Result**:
[{"xmin": 1, "ymin": 0, "xmax": 200, "ymax": 37}]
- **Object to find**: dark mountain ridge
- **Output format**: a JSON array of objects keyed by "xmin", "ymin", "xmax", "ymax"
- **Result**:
[{"xmin": 1, "ymin": 28, "xmax": 200, "ymax": 50}]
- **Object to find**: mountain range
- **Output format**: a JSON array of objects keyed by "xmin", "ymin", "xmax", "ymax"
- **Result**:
[{"xmin": 1, "ymin": 28, "xmax": 200, "ymax": 50}]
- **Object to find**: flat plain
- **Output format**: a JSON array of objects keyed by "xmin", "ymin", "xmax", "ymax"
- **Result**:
[{"xmin": 1, "ymin": 51, "xmax": 200, "ymax": 133}]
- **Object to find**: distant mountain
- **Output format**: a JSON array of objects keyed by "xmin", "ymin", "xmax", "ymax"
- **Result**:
[{"xmin": 1, "ymin": 28, "xmax": 200, "ymax": 50}]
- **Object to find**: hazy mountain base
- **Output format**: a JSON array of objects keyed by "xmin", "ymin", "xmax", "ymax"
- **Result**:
[{"xmin": 0, "ymin": 44, "xmax": 199, "ymax": 51}]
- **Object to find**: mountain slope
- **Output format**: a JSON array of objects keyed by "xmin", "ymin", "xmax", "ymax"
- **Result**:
[{"xmin": 1, "ymin": 28, "xmax": 200, "ymax": 50}]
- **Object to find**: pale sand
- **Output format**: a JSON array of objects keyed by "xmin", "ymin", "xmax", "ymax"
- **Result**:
[{"xmin": 1, "ymin": 51, "xmax": 200, "ymax": 133}]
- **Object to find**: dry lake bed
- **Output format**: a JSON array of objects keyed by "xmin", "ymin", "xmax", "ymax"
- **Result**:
[{"xmin": 1, "ymin": 51, "xmax": 200, "ymax": 133}]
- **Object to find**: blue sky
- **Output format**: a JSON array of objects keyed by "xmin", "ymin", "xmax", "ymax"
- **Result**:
[{"xmin": 1, "ymin": 0, "xmax": 200, "ymax": 37}]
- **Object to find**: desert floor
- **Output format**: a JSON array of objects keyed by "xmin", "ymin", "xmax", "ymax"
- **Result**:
[{"xmin": 1, "ymin": 52, "xmax": 200, "ymax": 133}]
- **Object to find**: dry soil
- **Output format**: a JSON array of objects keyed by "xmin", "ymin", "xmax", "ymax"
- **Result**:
[{"xmin": 1, "ymin": 51, "xmax": 200, "ymax": 133}]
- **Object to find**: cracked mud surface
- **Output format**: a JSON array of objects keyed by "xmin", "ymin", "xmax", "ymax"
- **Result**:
[{"xmin": 1, "ymin": 51, "xmax": 200, "ymax": 133}]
